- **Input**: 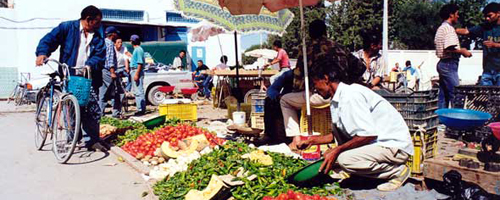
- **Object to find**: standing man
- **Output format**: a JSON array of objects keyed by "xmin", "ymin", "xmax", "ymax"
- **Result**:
[
  {"xmin": 264, "ymin": 40, "xmax": 290, "ymax": 84},
  {"xmin": 130, "ymin": 35, "xmax": 146, "ymax": 116},
  {"xmin": 457, "ymin": 2, "xmax": 500, "ymax": 86},
  {"xmin": 115, "ymin": 37, "xmax": 132, "ymax": 92},
  {"xmin": 298, "ymin": 53, "xmax": 414, "ymax": 191},
  {"xmin": 99, "ymin": 26, "xmax": 123, "ymax": 118},
  {"xmin": 355, "ymin": 33, "xmax": 385, "ymax": 90},
  {"xmin": 35, "ymin": 5, "xmax": 107, "ymax": 151},
  {"xmin": 280, "ymin": 19, "xmax": 366, "ymax": 150},
  {"xmin": 172, "ymin": 50, "xmax": 186, "ymax": 70},
  {"xmin": 434, "ymin": 4, "xmax": 472, "ymax": 108}
]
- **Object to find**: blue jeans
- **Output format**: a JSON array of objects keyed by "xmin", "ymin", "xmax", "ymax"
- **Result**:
[
  {"xmin": 437, "ymin": 59, "xmax": 460, "ymax": 109},
  {"xmin": 480, "ymin": 70, "xmax": 500, "ymax": 86},
  {"xmin": 81, "ymin": 87, "xmax": 101, "ymax": 146},
  {"xmin": 202, "ymin": 76, "xmax": 213, "ymax": 98},
  {"xmin": 131, "ymin": 69, "xmax": 146, "ymax": 112},
  {"xmin": 98, "ymin": 69, "xmax": 123, "ymax": 117}
]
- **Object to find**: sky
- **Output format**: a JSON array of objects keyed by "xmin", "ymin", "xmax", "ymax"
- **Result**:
[{"xmin": 241, "ymin": 32, "xmax": 268, "ymax": 51}]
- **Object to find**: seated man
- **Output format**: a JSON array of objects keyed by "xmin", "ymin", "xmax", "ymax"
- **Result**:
[
  {"xmin": 253, "ymin": 70, "xmax": 294, "ymax": 146},
  {"xmin": 298, "ymin": 54, "xmax": 414, "ymax": 192},
  {"xmin": 193, "ymin": 60, "xmax": 210, "ymax": 98}
]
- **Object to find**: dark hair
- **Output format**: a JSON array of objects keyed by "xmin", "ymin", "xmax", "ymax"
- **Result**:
[
  {"xmin": 483, "ymin": 3, "xmax": 500, "ymax": 15},
  {"xmin": 273, "ymin": 40, "xmax": 282, "ymax": 48},
  {"xmin": 220, "ymin": 55, "xmax": 228, "ymax": 64},
  {"xmin": 439, "ymin": 4, "xmax": 459, "ymax": 20},
  {"xmin": 80, "ymin": 5, "xmax": 102, "ymax": 20},
  {"xmin": 197, "ymin": 60, "xmax": 203, "ymax": 64},
  {"xmin": 309, "ymin": 19, "xmax": 327, "ymax": 39},
  {"xmin": 180, "ymin": 50, "xmax": 186, "ymax": 54},
  {"xmin": 131, "ymin": 40, "xmax": 140, "ymax": 45},
  {"xmin": 405, "ymin": 60, "xmax": 411, "ymax": 66},
  {"xmin": 310, "ymin": 51, "xmax": 346, "ymax": 83},
  {"xmin": 362, "ymin": 32, "xmax": 382, "ymax": 50}
]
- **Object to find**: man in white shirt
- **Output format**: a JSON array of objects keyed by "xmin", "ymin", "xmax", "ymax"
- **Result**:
[
  {"xmin": 172, "ymin": 50, "xmax": 186, "ymax": 70},
  {"xmin": 298, "ymin": 53, "xmax": 414, "ymax": 191}
]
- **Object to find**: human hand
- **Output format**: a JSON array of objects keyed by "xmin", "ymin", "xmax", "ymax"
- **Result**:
[
  {"xmin": 319, "ymin": 148, "xmax": 340, "ymax": 174},
  {"xmin": 36, "ymin": 55, "xmax": 47, "ymax": 66},
  {"xmin": 462, "ymin": 49, "xmax": 472, "ymax": 58},
  {"xmin": 483, "ymin": 40, "xmax": 497, "ymax": 48},
  {"xmin": 134, "ymin": 73, "xmax": 140, "ymax": 82},
  {"xmin": 296, "ymin": 138, "xmax": 313, "ymax": 150}
]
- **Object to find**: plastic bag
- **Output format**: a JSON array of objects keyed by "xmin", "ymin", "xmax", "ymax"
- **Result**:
[{"xmin": 442, "ymin": 170, "xmax": 492, "ymax": 200}]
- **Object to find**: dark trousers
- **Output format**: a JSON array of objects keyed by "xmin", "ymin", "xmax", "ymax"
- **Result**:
[{"xmin": 264, "ymin": 97, "xmax": 292, "ymax": 145}]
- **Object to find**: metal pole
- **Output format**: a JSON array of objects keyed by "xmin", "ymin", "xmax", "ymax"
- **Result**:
[
  {"xmin": 383, "ymin": 0, "xmax": 389, "ymax": 72},
  {"xmin": 299, "ymin": 0, "xmax": 312, "ymax": 135},
  {"xmin": 234, "ymin": 31, "xmax": 241, "ymax": 111}
]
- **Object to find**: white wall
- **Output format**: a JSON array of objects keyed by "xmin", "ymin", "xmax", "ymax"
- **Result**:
[{"xmin": 387, "ymin": 50, "xmax": 483, "ymax": 87}]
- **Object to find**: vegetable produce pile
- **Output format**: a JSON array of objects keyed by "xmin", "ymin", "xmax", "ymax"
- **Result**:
[
  {"xmin": 263, "ymin": 190, "xmax": 337, "ymax": 200},
  {"xmin": 153, "ymin": 141, "xmax": 342, "ymax": 200},
  {"xmin": 101, "ymin": 116, "xmax": 145, "ymax": 129},
  {"xmin": 121, "ymin": 124, "xmax": 224, "ymax": 158}
]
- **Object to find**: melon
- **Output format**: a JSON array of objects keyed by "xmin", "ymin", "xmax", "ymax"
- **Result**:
[{"xmin": 160, "ymin": 140, "xmax": 199, "ymax": 159}]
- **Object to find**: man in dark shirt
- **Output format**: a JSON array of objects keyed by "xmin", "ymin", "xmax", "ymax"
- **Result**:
[{"xmin": 193, "ymin": 60, "xmax": 210, "ymax": 98}]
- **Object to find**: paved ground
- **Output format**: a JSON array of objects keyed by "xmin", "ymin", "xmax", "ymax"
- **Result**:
[{"xmin": 0, "ymin": 112, "xmax": 150, "ymax": 200}]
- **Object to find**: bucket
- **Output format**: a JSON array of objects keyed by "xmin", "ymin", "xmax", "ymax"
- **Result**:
[
  {"xmin": 300, "ymin": 135, "xmax": 321, "ymax": 161},
  {"xmin": 232, "ymin": 111, "xmax": 246, "ymax": 125}
]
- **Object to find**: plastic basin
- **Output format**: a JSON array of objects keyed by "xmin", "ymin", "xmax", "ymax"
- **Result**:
[
  {"xmin": 181, "ymin": 88, "xmax": 198, "ymax": 95},
  {"xmin": 435, "ymin": 109, "xmax": 492, "ymax": 131},
  {"xmin": 158, "ymin": 86, "xmax": 175, "ymax": 93},
  {"xmin": 488, "ymin": 122, "xmax": 500, "ymax": 140}
]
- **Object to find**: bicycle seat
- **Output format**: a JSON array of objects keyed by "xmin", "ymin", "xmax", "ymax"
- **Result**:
[{"xmin": 42, "ymin": 71, "xmax": 60, "ymax": 79}]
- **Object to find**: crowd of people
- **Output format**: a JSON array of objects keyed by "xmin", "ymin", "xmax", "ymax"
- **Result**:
[{"xmin": 32, "ymin": 2, "xmax": 500, "ymax": 193}]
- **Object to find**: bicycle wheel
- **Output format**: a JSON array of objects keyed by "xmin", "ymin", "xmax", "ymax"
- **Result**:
[
  {"xmin": 122, "ymin": 93, "xmax": 129, "ymax": 113},
  {"xmin": 35, "ymin": 89, "xmax": 61, "ymax": 150},
  {"xmin": 15, "ymin": 87, "xmax": 25, "ymax": 106},
  {"xmin": 7, "ymin": 85, "xmax": 18, "ymax": 104},
  {"xmin": 52, "ymin": 94, "xmax": 81, "ymax": 164}
]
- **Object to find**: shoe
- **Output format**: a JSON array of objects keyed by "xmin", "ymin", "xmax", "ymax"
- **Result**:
[
  {"xmin": 134, "ymin": 111, "xmax": 145, "ymax": 116},
  {"xmin": 329, "ymin": 169, "xmax": 350, "ymax": 181},
  {"xmin": 87, "ymin": 142, "xmax": 109, "ymax": 152},
  {"xmin": 377, "ymin": 165, "xmax": 411, "ymax": 191}
]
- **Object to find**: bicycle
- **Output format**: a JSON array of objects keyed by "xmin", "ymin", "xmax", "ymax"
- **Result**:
[
  {"xmin": 35, "ymin": 58, "xmax": 89, "ymax": 164},
  {"xmin": 7, "ymin": 73, "xmax": 32, "ymax": 106}
]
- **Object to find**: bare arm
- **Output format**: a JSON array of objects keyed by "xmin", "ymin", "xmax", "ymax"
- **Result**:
[
  {"xmin": 456, "ymin": 28, "xmax": 469, "ymax": 35},
  {"xmin": 319, "ymin": 136, "xmax": 377, "ymax": 173},
  {"xmin": 371, "ymin": 77, "xmax": 382, "ymax": 87}
]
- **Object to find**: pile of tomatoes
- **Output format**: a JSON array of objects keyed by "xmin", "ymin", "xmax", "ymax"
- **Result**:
[
  {"xmin": 263, "ymin": 190, "xmax": 336, "ymax": 200},
  {"xmin": 121, "ymin": 124, "xmax": 224, "ymax": 157}
]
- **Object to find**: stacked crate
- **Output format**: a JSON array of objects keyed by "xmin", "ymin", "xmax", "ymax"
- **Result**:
[
  {"xmin": 250, "ymin": 93, "xmax": 266, "ymax": 129},
  {"xmin": 379, "ymin": 89, "xmax": 439, "ymax": 174}
]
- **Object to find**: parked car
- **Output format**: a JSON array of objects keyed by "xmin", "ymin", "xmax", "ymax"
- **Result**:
[{"xmin": 143, "ymin": 70, "xmax": 195, "ymax": 106}]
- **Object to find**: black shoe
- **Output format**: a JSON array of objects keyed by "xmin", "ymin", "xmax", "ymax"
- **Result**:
[
  {"xmin": 134, "ymin": 111, "xmax": 145, "ymax": 116},
  {"xmin": 87, "ymin": 142, "xmax": 109, "ymax": 152}
]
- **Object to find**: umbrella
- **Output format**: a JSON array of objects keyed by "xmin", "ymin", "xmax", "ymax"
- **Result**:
[
  {"xmin": 174, "ymin": 0, "xmax": 294, "ymax": 111},
  {"xmin": 190, "ymin": 21, "xmax": 225, "ymax": 43},
  {"xmin": 218, "ymin": 0, "xmax": 333, "ymax": 14},
  {"xmin": 244, "ymin": 49, "xmax": 277, "ymax": 60}
]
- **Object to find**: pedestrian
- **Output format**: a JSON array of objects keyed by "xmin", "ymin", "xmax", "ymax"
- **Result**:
[
  {"xmin": 99, "ymin": 26, "xmax": 123, "ymax": 118},
  {"xmin": 130, "ymin": 35, "xmax": 146, "ymax": 116},
  {"xmin": 298, "ymin": 53, "xmax": 413, "ymax": 192},
  {"xmin": 434, "ymin": 4, "xmax": 472, "ymax": 108},
  {"xmin": 280, "ymin": 19, "xmax": 366, "ymax": 150},
  {"xmin": 392, "ymin": 63, "xmax": 400, "ymax": 72},
  {"xmin": 172, "ymin": 50, "xmax": 186, "ymax": 70},
  {"xmin": 35, "ymin": 5, "xmax": 107, "ymax": 151},
  {"xmin": 263, "ymin": 40, "xmax": 290, "ymax": 84},
  {"xmin": 115, "ymin": 37, "xmax": 132, "ymax": 92},
  {"xmin": 457, "ymin": 2, "xmax": 500, "ymax": 86},
  {"xmin": 355, "ymin": 32, "xmax": 385, "ymax": 90}
]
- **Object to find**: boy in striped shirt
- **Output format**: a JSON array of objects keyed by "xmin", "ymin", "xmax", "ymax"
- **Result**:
[{"xmin": 434, "ymin": 4, "xmax": 472, "ymax": 109}]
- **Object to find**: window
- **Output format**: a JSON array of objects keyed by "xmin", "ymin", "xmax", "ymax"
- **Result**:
[
  {"xmin": 101, "ymin": 9, "xmax": 144, "ymax": 21},
  {"xmin": 166, "ymin": 12, "xmax": 199, "ymax": 23}
]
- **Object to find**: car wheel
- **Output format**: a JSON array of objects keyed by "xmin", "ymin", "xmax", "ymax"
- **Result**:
[{"xmin": 147, "ymin": 85, "xmax": 167, "ymax": 106}]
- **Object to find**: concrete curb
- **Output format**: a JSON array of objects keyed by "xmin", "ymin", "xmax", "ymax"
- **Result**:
[{"xmin": 109, "ymin": 146, "xmax": 159, "ymax": 200}]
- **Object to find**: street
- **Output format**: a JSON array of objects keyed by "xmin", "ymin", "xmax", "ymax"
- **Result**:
[{"xmin": 0, "ymin": 112, "xmax": 150, "ymax": 200}]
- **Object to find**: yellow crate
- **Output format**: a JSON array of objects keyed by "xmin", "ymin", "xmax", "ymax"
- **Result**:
[
  {"xmin": 407, "ymin": 129, "xmax": 438, "ymax": 174},
  {"xmin": 251, "ymin": 113, "xmax": 264, "ymax": 129},
  {"xmin": 299, "ymin": 106, "xmax": 333, "ymax": 136},
  {"xmin": 158, "ymin": 103, "xmax": 198, "ymax": 121}
]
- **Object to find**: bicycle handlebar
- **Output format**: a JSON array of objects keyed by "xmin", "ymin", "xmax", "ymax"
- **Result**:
[{"xmin": 43, "ymin": 58, "xmax": 91, "ymax": 79}]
